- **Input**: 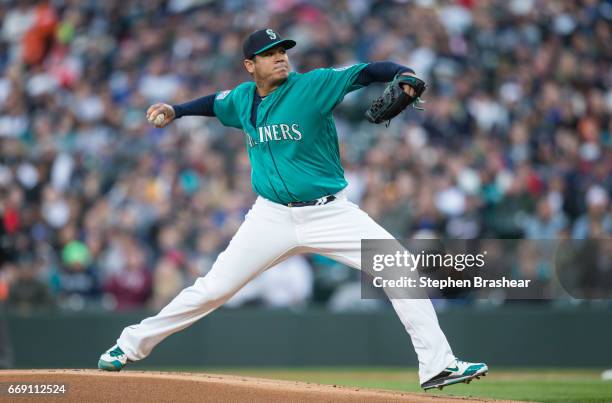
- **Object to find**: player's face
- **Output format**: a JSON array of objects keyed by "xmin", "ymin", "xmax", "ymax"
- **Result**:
[{"xmin": 244, "ymin": 46, "xmax": 290, "ymax": 85}]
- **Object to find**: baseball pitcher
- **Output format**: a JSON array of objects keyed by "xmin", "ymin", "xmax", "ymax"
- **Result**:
[{"xmin": 98, "ymin": 29, "xmax": 487, "ymax": 390}]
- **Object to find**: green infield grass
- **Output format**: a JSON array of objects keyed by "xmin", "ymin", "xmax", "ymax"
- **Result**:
[{"xmin": 183, "ymin": 367, "xmax": 612, "ymax": 403}]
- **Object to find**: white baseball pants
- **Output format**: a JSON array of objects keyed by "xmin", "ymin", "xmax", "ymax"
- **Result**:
[{"xmin": 116, "ymin": 190, "xmax": 455, "ymax": 383}]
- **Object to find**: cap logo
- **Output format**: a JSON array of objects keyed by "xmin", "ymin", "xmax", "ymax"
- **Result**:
[{"xmin": 266, "ymin": 29, "xmax": 277, "ymax": 40}]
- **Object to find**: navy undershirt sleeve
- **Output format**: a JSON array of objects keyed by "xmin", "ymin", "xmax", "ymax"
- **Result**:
[
  {"xmin": 355, "ymin": 61, "xmax": 415, "ymax": 86},
  {"xmin": 172, "ymin": 94, "xmax": 216, "ymax": 118},
  {"xmin": 171, "ymin": 63, "xmax": 413, "ymax": 119}
]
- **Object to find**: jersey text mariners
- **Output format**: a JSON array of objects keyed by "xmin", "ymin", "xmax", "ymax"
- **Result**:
[{"xmin": 213, "ymin": 63, "xmax": 368, "ymax": 204}]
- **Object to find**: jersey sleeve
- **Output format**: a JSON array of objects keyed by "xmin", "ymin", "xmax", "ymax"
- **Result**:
[
  {"xmin": 307, "ymin": 63, "xmax": 369, "ymax": 113},
  {"xmin": 212, "ymin": 89, "xmax": 243, "ymax": 129}
]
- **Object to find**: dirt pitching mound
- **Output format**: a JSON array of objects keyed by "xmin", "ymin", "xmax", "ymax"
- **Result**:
[{"xmin": 0, "ymin": 370, "xmax": 515, "ymax": 403}]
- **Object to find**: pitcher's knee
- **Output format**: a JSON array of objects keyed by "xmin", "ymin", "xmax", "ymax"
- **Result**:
[{"xmin": 191, "ymin": 275, "xmax": 239, "ymax": 305}]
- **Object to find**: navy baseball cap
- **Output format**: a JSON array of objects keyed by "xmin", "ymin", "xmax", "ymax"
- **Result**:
[{"xmin": 243, "ymin": 28, "xmax": 296, "ymax": 59}]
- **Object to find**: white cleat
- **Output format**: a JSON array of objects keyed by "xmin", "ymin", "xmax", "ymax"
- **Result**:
[
  {"xmin": 98, "ymin": 345, "xmax": 129, "ymax": 371},
  {"xmin": 421, "ymin": 358, "xmax": 488, "ymax": 390}
]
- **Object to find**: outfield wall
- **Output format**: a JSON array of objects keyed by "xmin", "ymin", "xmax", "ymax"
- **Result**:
[{"xmin": 4, "ymin": 306, "xmax": 612, "ymax": 368}]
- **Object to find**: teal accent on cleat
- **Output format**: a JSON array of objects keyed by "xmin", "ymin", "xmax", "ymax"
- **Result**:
[
  {"xmin": 98, "ymin": 345, "xmax": 129, "ymax": 372},
  {"xmin": 421, "ymin": 358, "xmax": 488, "ymax": 390}
]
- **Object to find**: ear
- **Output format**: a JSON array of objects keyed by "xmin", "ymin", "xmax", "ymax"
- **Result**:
[{"xmin": 243, "ymin": 59, "xmax": 255, "ymax": 75}]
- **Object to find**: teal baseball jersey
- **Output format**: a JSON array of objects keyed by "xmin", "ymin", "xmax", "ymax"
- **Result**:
[{"xmin": 213, "ymin": 63, "xmax": 368, "ymax": 204}]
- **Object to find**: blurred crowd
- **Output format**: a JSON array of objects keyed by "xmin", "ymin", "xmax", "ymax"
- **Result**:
[{"xmin": 0, "ymin": 0, "xmax": 610, "ymax": 313}]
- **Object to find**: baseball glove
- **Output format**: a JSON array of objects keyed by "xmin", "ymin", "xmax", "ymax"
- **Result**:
[{"xmin": 365, "ymin": 74, "xmax": 427, "ymax": 126}]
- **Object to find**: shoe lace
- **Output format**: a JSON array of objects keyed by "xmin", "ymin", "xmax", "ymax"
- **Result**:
[{"xmin": 109, "ymin": 347, "xmax": 124, "ymax": 358}]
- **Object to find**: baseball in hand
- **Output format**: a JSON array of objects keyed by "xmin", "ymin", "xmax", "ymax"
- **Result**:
[{"xmin": 152, "ymin": 113, "xmax": 165, "ymax": 126}]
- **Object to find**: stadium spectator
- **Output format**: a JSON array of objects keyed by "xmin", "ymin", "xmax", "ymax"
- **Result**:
[
  {"xmin": 0, "ymin": 0, "xmax": 609, "ymax": 309},
  {"xmin": 103, "ymin": 239, "xmax": 152, "ymax": 311},
  {"xmin": 7, "ymin": 260, "xmax": 54, "ymax": 313}
]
